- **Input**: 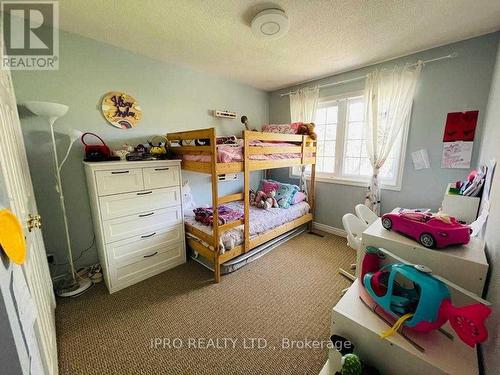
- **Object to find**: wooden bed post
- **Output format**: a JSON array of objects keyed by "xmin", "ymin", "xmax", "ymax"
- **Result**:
[
  {"xmin": 209, "ymin": 128, "xmax": 221, "ymax": 283},
  {"xmin": 308, "ymin": 137, "xmax": 317, "ymax": 232},
  {"xmin": 243, "ymin": 130, "xmax": 250, "ymax": 253}
]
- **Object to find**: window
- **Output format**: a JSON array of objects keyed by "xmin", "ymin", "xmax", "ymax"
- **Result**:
[{"xmin": 293, "ymin": 92, "xmax": 407, "ymax": 190}]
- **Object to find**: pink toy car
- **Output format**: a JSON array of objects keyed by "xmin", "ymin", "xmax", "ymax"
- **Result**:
[{"xmin": 381, "ymin": 209, "xmax": 471, "ymax": 248}]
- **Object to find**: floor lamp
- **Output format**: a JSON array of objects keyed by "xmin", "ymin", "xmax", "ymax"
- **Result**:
[{"xmin": 24, "ymin": 101, "xmax": 92, "ymax": 297}]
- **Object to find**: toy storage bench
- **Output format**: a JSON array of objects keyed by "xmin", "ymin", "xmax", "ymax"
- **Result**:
[
  {"xmin": 357, "ymin": 219, "xmax": 488, "ymax": 300},
  {"xmin": 329, "ymin": 280, "xmax": 479, "ymax": 375}
]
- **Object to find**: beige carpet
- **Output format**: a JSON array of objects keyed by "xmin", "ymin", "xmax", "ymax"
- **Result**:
[{"xmin": 56, "ymin": 232, "xmax": 355, "ymax": 375}]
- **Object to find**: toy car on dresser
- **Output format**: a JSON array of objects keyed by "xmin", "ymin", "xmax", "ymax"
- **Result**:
[{"xmin": 381, "ymin": 209, "xmax": 471, "ymax": 248}]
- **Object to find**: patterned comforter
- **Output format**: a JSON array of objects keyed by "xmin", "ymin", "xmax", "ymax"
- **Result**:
[{"xmin": 185, "ymin": 201, "xmax": 311, "ymax": 253}]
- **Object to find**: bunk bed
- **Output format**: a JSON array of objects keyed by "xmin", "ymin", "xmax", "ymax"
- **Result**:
[{"xmin": 166, "ymin": 127, "xmax": 317, "ymax": 282}]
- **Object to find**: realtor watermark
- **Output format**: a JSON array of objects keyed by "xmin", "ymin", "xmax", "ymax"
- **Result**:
[
  {"xmin": 149, "ymin": 337, "xmax": 352, "ymax": 351},
  {"xmin": 1, "ymin": 0, "xmax": 59, "ymax": 70}
]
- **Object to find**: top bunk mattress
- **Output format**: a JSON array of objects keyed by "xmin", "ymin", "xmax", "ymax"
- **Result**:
[
  {"xmin": 185, "ymin": 201, "xmax": 310, "ymax": 252},
  {"xmin": 182, "ymin": 140, "xmax": 302, "ymax": 163}
]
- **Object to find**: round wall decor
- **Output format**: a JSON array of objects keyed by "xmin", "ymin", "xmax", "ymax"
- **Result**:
[{"xmin": 101, "ymin": 92, "xmax": 142, "ymax": 129}]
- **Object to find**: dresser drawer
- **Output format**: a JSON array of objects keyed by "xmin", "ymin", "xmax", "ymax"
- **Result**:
[
  {"xmin": 112, "ymin": 242, "xmax": 184, "ymax": 284},
  {"xmin": 103, "ymin": 207, "xmax": 182, "ymax": 243},
  {"xmin": 143, "ymin": 166, "xmax": 180, "ymax": 190},
  {"xmin": 95, "ymin": 169, "xmax": 144, "ymax": 196},
  {"xmin": 99, "ymin": 187, "xmax": 181, "ymax": 220},
  {"xmin": 108, "ymin": 224, "xmax": 183, "ymax": 265}
]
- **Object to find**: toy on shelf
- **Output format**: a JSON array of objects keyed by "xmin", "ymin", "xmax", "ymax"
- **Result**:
[
  {"xmin": 330, "ymin": 335, "xmax": 380, "ymax": 375},
  {"xmin": 147, "ymin": 135, "xmax": 168, "ymax": 159},
  {"xmin": 125, "ymin": 144, "xmax": 153, "ymax": 161},
  {"xmin": 450, "ymin": 165, "xmax": 487, "ymax": 197},
  {"xmin": 360, "ymin": 246, "xmax": 491, "ymax": 348},
  {"xmin": 381, "ymin": 208, "xmax": 471, "ymax": 248}
]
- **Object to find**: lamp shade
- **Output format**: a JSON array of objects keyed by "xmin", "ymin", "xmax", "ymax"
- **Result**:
[
  {"xmin": 68, "ymin": 129, "xmax": 83, "ymax": 143},
  {"xmin": 24, "ymin": 101, "xmax": 69, "ymax": 121}
]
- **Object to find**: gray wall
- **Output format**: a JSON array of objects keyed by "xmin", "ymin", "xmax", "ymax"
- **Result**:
[
  {"xmin": 12, "ymin": 30, "xmax": 269, "ymax": 277},
  {"xmin": 269, "ymin": 33, "xmax": 499, "ymax": 229},
  {"xmin": 477, "ymin": 41, "xmax": 500, "ymax": 375}
]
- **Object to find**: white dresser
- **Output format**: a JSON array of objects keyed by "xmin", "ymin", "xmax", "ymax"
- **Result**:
[{"xmin": 84, "ymin": 160, "xmax": 185, "ymax": 293}]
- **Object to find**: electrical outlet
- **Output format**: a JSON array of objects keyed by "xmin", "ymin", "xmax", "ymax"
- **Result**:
[{"xmin": 47, "ymin": 254, "xmax": 55, "ymax": 264}]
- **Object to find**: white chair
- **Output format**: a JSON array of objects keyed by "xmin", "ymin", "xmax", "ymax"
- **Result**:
[
  {"xmin": 340, "ymin": 213, "xmax": 368, "ymax": 292},
  {"xmin": 355, "ymin": 203, "xmax": 379, "ymax": 226}
]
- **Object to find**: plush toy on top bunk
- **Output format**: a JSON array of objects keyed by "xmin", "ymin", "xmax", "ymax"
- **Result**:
[
  {"xmin": 260, "ymin": 121, "xmax": 317, "ymax": 140},
  {"xmin": 296, "ymin": 122, "xmax": 317, "ymax": 140}
]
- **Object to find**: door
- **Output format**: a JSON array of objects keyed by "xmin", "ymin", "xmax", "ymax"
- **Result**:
[{"xmin": 0, "ymin": 66, "xmax": 58, "ymax": 372}]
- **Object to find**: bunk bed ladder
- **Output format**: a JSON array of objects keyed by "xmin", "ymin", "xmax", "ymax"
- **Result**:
[
  {"xmin": 243, "ymin": 130, "xmax": 250, "ymax": 254},
  {"xmin": 209, "ymin": 128, "xmax": 221, "ymax": 282}
]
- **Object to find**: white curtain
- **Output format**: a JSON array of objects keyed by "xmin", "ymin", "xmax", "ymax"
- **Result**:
[
  {"xmin": 289, "ymin": 86, "xmax": 319, "ymax": 195},
  {"xmin": 289, "ymin": 86, "xmax": 319, "ymax": 123},
  {"xmin": 363, "ymin": 63, "xmax": 422, "ymax": 214}
]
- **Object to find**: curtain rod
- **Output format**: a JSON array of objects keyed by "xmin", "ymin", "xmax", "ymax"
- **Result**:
[{"xmin": 280, "ymin": 52, "xmax": 458, "ymax": 97}]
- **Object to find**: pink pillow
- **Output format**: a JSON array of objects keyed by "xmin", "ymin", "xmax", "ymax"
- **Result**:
[
  {"xmin": 292, "ymin": 191, "xmax": 307, "ymax": 205},
  {"xmin": 260, "ymin": 180, "xmax": 280, "ymax": 194}
]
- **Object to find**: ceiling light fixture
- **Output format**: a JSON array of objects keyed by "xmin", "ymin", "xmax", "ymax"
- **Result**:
[{"xmin": 251, "ymin": 8, "xmax": 289, "ymax": 40}]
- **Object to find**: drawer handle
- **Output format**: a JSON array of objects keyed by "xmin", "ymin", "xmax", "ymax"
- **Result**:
[
  {"xmin": 138, "ymin": 212, "xmax": 155, "ymax": 217},
  {"xmin": 111, "ymin": 170, "xmax": 130, "ymax": 174},
  {"xmin": 141, "ymin": 232, "xmax": 156, "ymax": 238},
  {"xmin": 143, "ymin": 251, "xmax": 158, "ymax": 258},
  {"xmin": 137, "ymin": 191, "xmax": 153, "ymax": 195},
  {"xmin": 154, "ymin": 167, "xmax": 170, "ymax": 171}
]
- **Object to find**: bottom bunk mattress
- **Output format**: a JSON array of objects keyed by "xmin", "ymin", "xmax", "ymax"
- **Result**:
[{"xmin": 185, "ymin": 200, "xmax": 311, "ymax": 253}]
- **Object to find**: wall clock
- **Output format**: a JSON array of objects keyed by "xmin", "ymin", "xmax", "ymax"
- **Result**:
[{"xmin": 101, "ymin": 92, "xmax": 142, "ymax": 129}]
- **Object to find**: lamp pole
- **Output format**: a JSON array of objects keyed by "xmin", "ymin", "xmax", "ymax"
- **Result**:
[{"xmin": 48, "ymin": 117, "xmax": 76, "ymax": 283}]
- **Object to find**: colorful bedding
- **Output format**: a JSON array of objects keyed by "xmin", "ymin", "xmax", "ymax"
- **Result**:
[
  {"xmin": 185, "ymin": 201, "xmax": 311, "ymax": 253},
  {"xmin": 182, "ymin": 140, "xmax": 301, "ymax": 163},
  {"xmin": 193, "ymin": 205, "xmax": 244, "ymax": 226}
]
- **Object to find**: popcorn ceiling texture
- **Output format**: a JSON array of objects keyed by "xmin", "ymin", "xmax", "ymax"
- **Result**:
[{"xmin": 59, "ymin": 0, "xmax": 500, "ymax": 90}]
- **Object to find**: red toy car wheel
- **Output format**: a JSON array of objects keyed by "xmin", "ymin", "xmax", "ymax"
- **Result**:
[
  {"xmin": 382, "ymin": 217, "xmax": 392, "ymax": 230},
  {"xmin": 420, "ymin": 233, "xmax": 435, "ymax": 248}
]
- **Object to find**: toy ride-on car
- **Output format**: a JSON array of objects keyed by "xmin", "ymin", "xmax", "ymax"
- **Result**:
[{"xmin": 381, "ymin": 209, "xmax": 471, "ymax": 248}]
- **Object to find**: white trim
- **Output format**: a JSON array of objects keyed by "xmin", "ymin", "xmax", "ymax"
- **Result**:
[
  {"xmin": 313, "ymin": 222, "xmax": 347, "ymax": 237},
  {"xmin": 289, "ymin": 169, "xmax": 402, "ymax": 191}
]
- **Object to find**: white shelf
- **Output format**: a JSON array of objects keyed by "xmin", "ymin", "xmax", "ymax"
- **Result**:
[
  {"xmin": 331, "ymin": 280, "xmax": 478, "ymax": 375},
  {"xmin": 358, "ymin": 219, "xmax": 488, "ymax": 299}
]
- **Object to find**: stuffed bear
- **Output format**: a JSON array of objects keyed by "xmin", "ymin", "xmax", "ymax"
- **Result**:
[
  {"xmin": 296, "ymin": 122, "xmax": 317, "ymax": 140},
  {"xmin": 255, "ymin": 190, "xmax": 278, "ymax": 209},
  {"xmin": 266, "ymin": 190, "xmax": 278, "ymax": 208}
]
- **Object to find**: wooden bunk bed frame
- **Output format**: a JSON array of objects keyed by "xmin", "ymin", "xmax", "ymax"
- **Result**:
[{"xmin": 166, "ymin": 127, "xmax": 317, "ymax": 282}]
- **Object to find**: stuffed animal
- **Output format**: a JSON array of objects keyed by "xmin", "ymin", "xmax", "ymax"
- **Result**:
[
  {"xmin": 340, "ymin": 353, "xmax": 362, "ymax": 375},
  {"xmin": 249, "ymin": 190, "xmax": 257, "ymax": 206},
  {"xmin": 255, "ymin": 190, "xmax": 278, "ymax": 209},
  {"xmin": 266, "ymin": 190, "xmax": 278, "ymax": 208},
  {"xmin": 296, "ymin": 122, "xmax": 317, "ymax": 140}
]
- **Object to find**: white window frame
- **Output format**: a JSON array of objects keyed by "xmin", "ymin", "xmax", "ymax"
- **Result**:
[{"xmin": 291, "ymin": 91, "xmax": 409, "ymax": 192}]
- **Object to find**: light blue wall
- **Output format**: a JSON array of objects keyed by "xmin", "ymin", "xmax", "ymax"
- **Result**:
[
  {"xmin": 477, "ymin": 40, "xmax": 500, "ymax": 375},
  {"xmin": 12, "ymin": 30, "xmax": 269, "ymax": 276},
  {"xmin": 269, "ymin": 33, "xmax": 499, "ymax": 229}
]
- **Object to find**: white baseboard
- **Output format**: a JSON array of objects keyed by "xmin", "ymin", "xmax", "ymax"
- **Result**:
[{"xmin": 313, "ymin": 222, "xmax": 347, "ymax": 237}]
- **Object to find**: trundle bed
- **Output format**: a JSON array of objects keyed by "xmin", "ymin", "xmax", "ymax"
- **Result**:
[{"xmin": 166, "ymin": 127, "xmax": 317, "ymax": 282}]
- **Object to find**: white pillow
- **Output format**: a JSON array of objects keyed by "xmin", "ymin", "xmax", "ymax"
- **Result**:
[{"xmin": 182, "ymin": 181, "xmax": 197, "ymax": 217}]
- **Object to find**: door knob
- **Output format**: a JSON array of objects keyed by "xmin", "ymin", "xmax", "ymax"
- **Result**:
[{"xmin": 27, "ymin": 214, "xmax": 42, "ymax": 232}]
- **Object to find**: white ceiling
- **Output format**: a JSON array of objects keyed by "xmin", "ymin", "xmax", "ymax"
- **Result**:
[{"xmin": 59, "ymin": 0, "xmax": 500, "ymax": 91}]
